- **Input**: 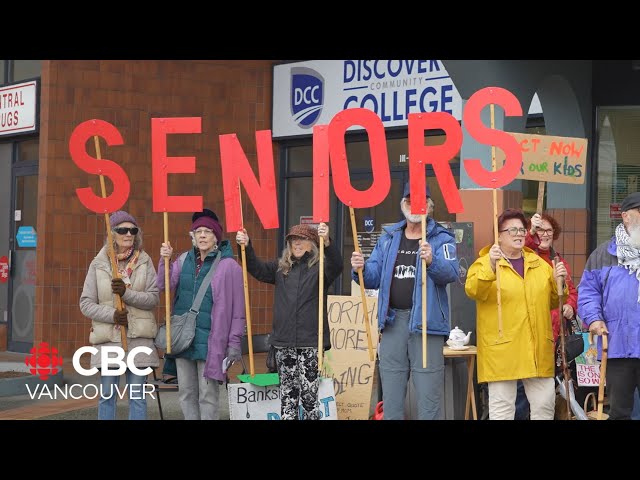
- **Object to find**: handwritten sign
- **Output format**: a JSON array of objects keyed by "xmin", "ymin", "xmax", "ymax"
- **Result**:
[
  {"xmin": 321, "ymin": 295, "xmax": 379, "ymax": 420},
  {"xmin": 496, "ymin": 133, "xmax": 587, "ymax": 184},
  {"xmin": 228, "ymin": 377, "xmax": 337, "ymax": 420},
  {"xmin": 576, "ymin": 363, "xmax": 601, "ymax": 387}
]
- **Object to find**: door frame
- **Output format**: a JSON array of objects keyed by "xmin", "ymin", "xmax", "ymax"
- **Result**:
[{"xmin": 8, "ymin": 162, "xmax": 38, "ymax": 353}]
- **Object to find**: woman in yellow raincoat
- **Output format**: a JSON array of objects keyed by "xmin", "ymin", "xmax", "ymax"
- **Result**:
[{"xmin": 465, "ymin": 208, "xmax": 567, "ymax": 420}]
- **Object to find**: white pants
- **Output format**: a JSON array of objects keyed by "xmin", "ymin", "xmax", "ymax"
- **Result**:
[
  {"xmin": 175, "ymin": 358, "xmax": 219, "ymax": 420},
  {"xmin": 488, "ymin": 377, "xmax": 555, "ymax": 420}
]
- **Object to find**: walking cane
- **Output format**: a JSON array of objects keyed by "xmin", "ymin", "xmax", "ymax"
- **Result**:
[
  {"xmin": 597, "ymin": 332, "xmax": 608, "ymax": 420},
  {"xmin": 552, "ymin": 255, "xmax": 570, "ymax": 419}
]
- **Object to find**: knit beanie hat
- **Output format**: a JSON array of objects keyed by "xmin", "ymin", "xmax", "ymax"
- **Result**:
[
  {"xmin": 191, "ymin": 208, "xmax": 223, "ymax": 240},
  {"xmin": 110, "ymin": 210, "xmax": 138, "ymax": 229},
  {"xmin": 285, "ymin": 224, "xmax": 319, "ymax": 247}
]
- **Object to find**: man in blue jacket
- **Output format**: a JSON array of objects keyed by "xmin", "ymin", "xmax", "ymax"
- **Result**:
[
  {"xmin": 351, "ymin": 182, "xmax": 459, "ymax": 419},
  {"xmin": 578, "ymin": 191, "xmax": 640, "ymax": 420}
]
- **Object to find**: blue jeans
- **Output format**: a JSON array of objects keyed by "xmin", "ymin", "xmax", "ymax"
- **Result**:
[
  {"xmin": 379, "ymin": 309, "xmax": 445, "ymax": 420},
  {"xmin": 98, "ymin": 369, "xmax": 148, "ymax": 420},
  {"xmin": 515, "ymin": 380, "xmax": 530, "ymax": 420}
]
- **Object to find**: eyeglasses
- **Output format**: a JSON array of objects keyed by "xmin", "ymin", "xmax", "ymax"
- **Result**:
[
  {"xmin": 113, "ymin": 227, "xmax": 139, "ymax": 235},
  {"xmin": 192, "ymin": 228, "xmax": 215, "ymax": 236},
  {"xmin": 538, "ymin": 229, "xmax": 554, "ymax": 237},
  {"xmin": 499, "ymin": 227, "xmax": 527, "ymax": 236}
]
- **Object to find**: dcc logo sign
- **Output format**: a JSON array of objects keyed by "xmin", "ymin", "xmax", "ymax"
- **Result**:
[{"xmin": 291, "ymin": 67, "xmax": 324, "ymax": 129}]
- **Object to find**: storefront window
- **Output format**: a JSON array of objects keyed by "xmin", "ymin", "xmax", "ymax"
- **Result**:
[
  {"xmin": 12, "ymin": 60, "xmax": 41, "ymax": 82},
  {"xmin": 595, "ymin": 107, "xmax": 640, "ymax": 245},
  {"xmin": 17, "ymin": 138, "xmax": 39, "ymax": 163}
]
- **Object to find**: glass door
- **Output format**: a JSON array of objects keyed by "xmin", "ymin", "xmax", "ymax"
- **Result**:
[{"xmin": 9, "ymin": 164, "xmax": 38, "ymax": 352}]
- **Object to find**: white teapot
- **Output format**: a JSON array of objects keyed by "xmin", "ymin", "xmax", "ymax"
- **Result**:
[{"xmin": 447, "ymin": 326, "xmax": 472, "ymax": 349}]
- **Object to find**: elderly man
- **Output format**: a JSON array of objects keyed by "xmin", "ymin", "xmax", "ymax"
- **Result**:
[
  {"xmin": 350, "ymin": 182, "xmax": 459, "ymax": 420},
  {"xmin": 578, "ymin": 191, "xmax": 640, "ymax": 420}
]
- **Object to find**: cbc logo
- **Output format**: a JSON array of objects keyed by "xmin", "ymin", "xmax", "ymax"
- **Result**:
[
  {"xmin": 290, "ymin": 67, "xmax": 324, "ymax": 129},
  {"xmin": 72, "ymin": 346, "xmax": 153, "ymax": 376}
]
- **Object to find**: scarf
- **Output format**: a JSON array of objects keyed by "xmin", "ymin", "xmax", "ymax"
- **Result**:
[
  {"xmin": 615, "ymin": 222, "xmax": 640, "ymax": 302},
  {"xmin": 116, "ymin": 248, "xmax": 140, "ymax": 285}
]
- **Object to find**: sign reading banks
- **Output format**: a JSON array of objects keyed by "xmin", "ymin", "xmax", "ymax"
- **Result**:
[{"xmin": 273, "ymin": 60, "xmax": 462, "ymax": 139}]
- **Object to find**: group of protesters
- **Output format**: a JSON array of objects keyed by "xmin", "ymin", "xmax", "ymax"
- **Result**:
[{"xmin": 79, "ymin": 185, "xmax": 640, "ymax": 420}]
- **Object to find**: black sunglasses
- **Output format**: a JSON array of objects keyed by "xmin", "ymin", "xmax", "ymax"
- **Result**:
[{"xmin": 113, "ymin": 227, "xmax": 139, "ymax": 235}]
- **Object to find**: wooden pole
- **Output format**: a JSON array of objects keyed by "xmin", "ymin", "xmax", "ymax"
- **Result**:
[
  {"xmin": 93, "ymin": 136, "xmax": 127, "ymax": 351},
  {"xmin": 239, "ymin": 188, "xmax": 255, "ymax": 377},
  {"xmin": 536, "ymin": 181, "xmax": 546, "ymax": 215},
  {"xmin": 597, "ymin": 333, "xmax": 608, "ymax": 420},
  {"xmin": 553, "ymin": 256, "xmax": 571, "ymax": 419},
  {"xmin": 163, "ymin": 211, "xmax": 171, "ymax": 354},
  {"xmin": 318, "ymin": 235, "xmax": 325, "ymax": 372},
  {"xmin": 490, "ymin": 105, "xmax": 503, "ymax": 337},
  {"xmin": 349, "ymin": 207, "xmax": 374, "ymax": 361},
  {"xmin": 421, "ymin": 214, "xmax": 428, "ymax": 368}
]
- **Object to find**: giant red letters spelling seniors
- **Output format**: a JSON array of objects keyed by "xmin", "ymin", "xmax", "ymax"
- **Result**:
[{"xmin": 69, "ymin": 87, "xmax": 523, "ymax": 229}]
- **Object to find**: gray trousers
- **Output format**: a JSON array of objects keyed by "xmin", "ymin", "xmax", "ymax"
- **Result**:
[
  {"xmin": 379, "ymin": 309, "xmax": 445, "ymax": 420},
  {"xmin": 175, "ymin": 357, "xmax": 219, "ymax": 420}
]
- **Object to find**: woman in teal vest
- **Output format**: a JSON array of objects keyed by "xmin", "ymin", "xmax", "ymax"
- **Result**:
[{"xmin": 158, "ymin": 209, "xmax": 245, "ymax": 420}]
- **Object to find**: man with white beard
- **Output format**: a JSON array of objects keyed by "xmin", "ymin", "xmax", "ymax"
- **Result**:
[
  {"xmin": 579, "ymin": 191, "xmax": 640, "ymax": 420},
  {"xmin": 350, "ymin": 182, "xmax": 459, "ymax": 420}
]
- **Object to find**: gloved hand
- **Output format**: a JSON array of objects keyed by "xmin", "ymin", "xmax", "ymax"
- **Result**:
[
  {"xmin": 111, "ymin": 278, "xmax": 126, "ymax": 297},
  {"xmin": 226, "ymin": 346, "xmax": 242, "ymax": 363},
  {"xmin": 113, "ymin": 308, "xmax": 129, "ymax": 327}
]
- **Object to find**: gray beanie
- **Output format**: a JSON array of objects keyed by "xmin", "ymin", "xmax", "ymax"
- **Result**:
[{"xmin": 109, "ymin": 210, "xmax": 138, "ymax": 229}]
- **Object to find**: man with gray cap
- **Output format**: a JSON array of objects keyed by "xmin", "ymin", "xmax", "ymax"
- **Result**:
[
  {"xmin": 350, "ymin": 182, "xmax": 459, "ymax": 420},
  {"xmin": 578, "ymin": 191, "xmax": 640, "ymax": 419}
]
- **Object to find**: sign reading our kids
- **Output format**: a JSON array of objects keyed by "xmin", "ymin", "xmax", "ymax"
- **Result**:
[
  {"xmin": 68, "ymin": 87, "xmax": 588, "ymax": 226},
  {"xmin": 496, "ymin": 132, "xmax": 587, "ymax": 184}
]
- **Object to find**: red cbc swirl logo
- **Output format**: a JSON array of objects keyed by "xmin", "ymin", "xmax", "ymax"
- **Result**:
[{"xmin": 25, "ymin": 342, "xmax": 63, "ymax": 380}]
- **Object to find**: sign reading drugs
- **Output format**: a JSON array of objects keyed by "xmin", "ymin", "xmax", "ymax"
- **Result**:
[
  {"xmin": 496, "ymin": 133, "xmax": 587, "ymax": 184},
  {"xmin": 321, "ymin": 295, "xmax": 379, "ymax": 420}
]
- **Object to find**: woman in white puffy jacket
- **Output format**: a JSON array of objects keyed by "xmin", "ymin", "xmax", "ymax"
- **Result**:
[{"xmin": 80, "ymin": 210, "xmax": 159, "ymax": 420}]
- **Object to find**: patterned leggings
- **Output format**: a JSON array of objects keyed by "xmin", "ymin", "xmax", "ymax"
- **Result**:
[{"xmin": 275, "ymin": 347, "xmax": 320, "ymax": 420}]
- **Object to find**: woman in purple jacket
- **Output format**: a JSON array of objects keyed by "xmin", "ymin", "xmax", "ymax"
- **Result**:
[{"xmin": 157, "ymin": 209, "xmax": 245, "ymax": 420}]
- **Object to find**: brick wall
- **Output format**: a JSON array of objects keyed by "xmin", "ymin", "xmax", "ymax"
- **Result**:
[{"xmin": 36, "ymin": 60, "xmax": 277, "ymax": 357}]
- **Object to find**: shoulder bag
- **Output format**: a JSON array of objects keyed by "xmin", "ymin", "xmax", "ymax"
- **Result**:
[{"xmin": 154, "ymin": 251, "xmax": 221, "ymax": 355}]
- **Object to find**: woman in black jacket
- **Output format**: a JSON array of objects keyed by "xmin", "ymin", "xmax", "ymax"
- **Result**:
[{"xmin": 236, "ymin": 223, "xmax": 343, "ymax": 419}]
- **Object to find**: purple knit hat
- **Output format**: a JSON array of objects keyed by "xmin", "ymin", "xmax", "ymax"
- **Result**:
[
  {"xmin": 191, "ymin": 209, "xmax": 223, "ymax": 240},
  {"xmin": 110, "ymin": 210, "xmax": 138, "ymax": 229}
]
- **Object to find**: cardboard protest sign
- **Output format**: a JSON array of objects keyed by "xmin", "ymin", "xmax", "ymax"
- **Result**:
[
  {"xmin": 321, "ymin": 295, "xmax": 379, "ymax": 420},
  {"xmin": 496, "ymin": 133, "xmax": 587, "ymax": 184},
  {"xmin": 575, "ymin": 333, "xmax": 602, "ymax": 387},
  {"xmin": 228, "ymin": 377, "xmax": 337, "ymax": 420}
]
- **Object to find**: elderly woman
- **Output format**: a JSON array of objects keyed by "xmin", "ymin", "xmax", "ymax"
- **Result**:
[
  {"xmin": 465, "ymin": 208, "xmax": 567, "ymax": 420},
  {"xmin": 157, "ymin": 208, "xmax": 245, "ymax": 420},
  {"xmin": 526, "ymin": 212, "xmax": 579, "ymax": 340},
  {"xmin": 80, "ymin": 210, "xmax": 159, "ymax": 420},
  {"xmin": 236, "ymin": 223, "xmax": 343, "ymax": 420}
]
